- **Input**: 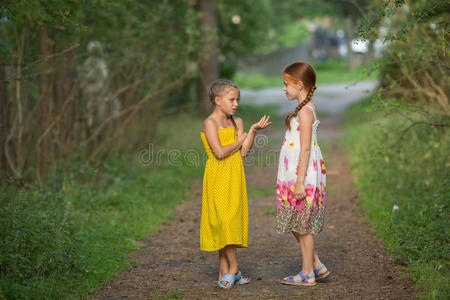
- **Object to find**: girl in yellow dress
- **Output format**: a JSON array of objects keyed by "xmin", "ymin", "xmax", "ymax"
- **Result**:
[{"xmin": 200, "ymin": 79, "xmax": 271, "ymax": 289}]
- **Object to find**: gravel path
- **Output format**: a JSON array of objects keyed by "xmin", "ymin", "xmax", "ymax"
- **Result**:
[{"xmin": 90, "ymin": 81, "xmax": 417, "ymax": 300}]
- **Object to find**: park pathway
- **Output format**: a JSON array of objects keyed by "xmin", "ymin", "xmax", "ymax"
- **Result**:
[{"xmin": 91, "ymin": 81, "xmax": 417, "ymax": 299}]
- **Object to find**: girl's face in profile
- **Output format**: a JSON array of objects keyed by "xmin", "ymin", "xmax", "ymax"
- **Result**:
[
  {"xmin": 216, "ymin": 88, "xmax": 240, "ymax": 116},
  {"xmin": 282, "ymin": 76, "xmax": 301, "ymax": 101}
]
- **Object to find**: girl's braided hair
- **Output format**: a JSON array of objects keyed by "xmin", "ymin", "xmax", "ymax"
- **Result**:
[
  {"xmin": 208, "ymin": 79, "xmax": 240, "ymax": 136},
  {"xmin": 283, "ymin": 62, "xmax": 317, "ymax": 130}
]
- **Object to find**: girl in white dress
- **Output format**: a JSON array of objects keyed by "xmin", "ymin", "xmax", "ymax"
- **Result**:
[{"xmin": 276, "ymin": 62, "xmax": 330, "ymax": 286}]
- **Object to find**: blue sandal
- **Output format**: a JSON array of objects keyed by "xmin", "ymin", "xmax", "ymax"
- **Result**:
[
  {"xmin": 217, "ymin": 273, "xmax": 235, "ymax": 289},
  {"xmin": 281, "ymin": 271, "xmax": 317, "ymax": 286},
  {"xmin": 234, "ymin": 271, "xmax": 250, "ymax": 285},
  {"xmin": 314, "ymin": 263, "xmax": 330, "ymax": 280}
]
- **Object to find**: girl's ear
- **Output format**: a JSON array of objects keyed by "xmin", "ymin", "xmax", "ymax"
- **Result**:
[
  {"xmin": 214, "ymin": 96, "xmax": 221, "ymax": 106},
  {"xmin": 296, "ymin": 80, "xmax": 305, "ymax": 90}
]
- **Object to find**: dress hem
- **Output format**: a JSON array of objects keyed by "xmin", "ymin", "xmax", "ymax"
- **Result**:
[
  {"xmin": 200, "ymin": 242, "xmax": 248, "ymax": 252},
  {"xmin": 275, "ymin": 228, "xmax": 322, "ymax": 236}
]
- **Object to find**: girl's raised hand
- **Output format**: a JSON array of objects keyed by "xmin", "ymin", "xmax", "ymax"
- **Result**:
[{"xmin": 252, "ymin": 115, "xmax": 272, "ymax": 131}]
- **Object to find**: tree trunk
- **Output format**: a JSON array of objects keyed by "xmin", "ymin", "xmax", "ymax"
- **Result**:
[
  {"xmin": 38, "ymin": 23, "xmax": 54, "ymax": 172},
  {"xmin": 54, "ymin": 37, "xmax": 75, "ymax": 155},
  {"xmin": 197, "ymin": 0, "xmax": 218, "ymax": 115},
  {"xmin": 344, "ymin": 17, "xmax": 357, "ymax": 71},
  {"xmin": 0, "ymin": 53, "xmax": 8, "ymax": 174}
]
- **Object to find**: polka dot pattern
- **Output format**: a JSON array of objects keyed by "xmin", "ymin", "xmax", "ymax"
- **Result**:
[{"xmin": 199, "ymin": 128, "xmax": 248, "ymax": 251}]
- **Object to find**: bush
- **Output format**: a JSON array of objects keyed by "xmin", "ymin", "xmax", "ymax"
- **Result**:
[{"xmin": 342, "ymin": 97, "xmax": 450, "ymax": 299}]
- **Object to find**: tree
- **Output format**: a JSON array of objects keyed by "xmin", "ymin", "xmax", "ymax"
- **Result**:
[
  {"xmin": 357, "ymin": 0, "xmax": 449, "ymax": 124},
  {"xmin": 197, "ymin": 0, "xmax": 218, "ymax": 115},
  {"xmin": 196, "ymin": 0, "xmax": 310, "ymax": 113},
  {"xmin": 0, "ymin": 40, "xmax": 8, "ymax": 173},
  {"xmin": 0, "ymin": 0, "xmax": 201, "ymax": 181}
]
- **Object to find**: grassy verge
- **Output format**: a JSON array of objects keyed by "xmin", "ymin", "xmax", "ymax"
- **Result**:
[
  {"xmin": 0, "ymin": 105, "xmax": 278, "ymax": 299},
  {"xmin": 233, "ymin": 59, "xmax": 379, "ymax": 89},
  {"xmin": 341, "ymin": 98, "xmax": 449, "ymax": 299}
]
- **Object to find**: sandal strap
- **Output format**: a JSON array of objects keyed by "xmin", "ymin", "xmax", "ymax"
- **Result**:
[
  {"xmin": 314, "ymin": 264, "xmax": 326, "ymax": 276},
  {"xmin": 220, "ymin": 273, "xmax": 235, "ymax": 284},
  {"xmin": 299, "ymin": 271, "xmax": 314, "ymax": 282},
  {"xmin": 283, "ymin": 271, "xmax": 314, "ymax": 283},
  {"xmin": 235, "ymin": 270, "xmax": 250, "ymax": 284},
  {"xmin": 235, "ymin": 271, "xmax": 242, "ymax": 280}
]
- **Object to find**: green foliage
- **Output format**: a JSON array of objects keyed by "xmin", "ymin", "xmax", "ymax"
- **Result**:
[
  {"xmin": 355, "ymin": 0, "xmax": 449, "ymax": 120},
  {"xmin": 0, "ymin": 110, "xmax": 206, "ymax": 298},
  {"xmin": 215, "ymin": 0, "xmax": 336, "ymax": 73},
  {"xmin": 342, "ymin": 97, "xmax": 450, "ymax": 299},
  {"xmin": 0, "ymin": 159, "xmax": 203, "ymax": 299},
  {"xmin": 1, "ymin": 0, "xmax": 201, "ymax": 177},
  {"xmin": 277, "ymin": 21, "xmax": 310, "ymax": 48}
]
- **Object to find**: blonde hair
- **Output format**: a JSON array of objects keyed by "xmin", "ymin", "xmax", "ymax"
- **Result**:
[{"xmin": 208, "ymin": 79, "xmax": 240, "ymax": 136}]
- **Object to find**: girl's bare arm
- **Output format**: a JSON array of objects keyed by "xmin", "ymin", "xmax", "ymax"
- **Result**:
[
  {"xmin": 203, "ymin": 118, "xmax": 247, "ymax": 160},
  {"xmin": 239, "ymin": 116, "xmax": 272, "ymax": 157},
  {"xmin": 295, "ymin": 109, "xmax": 314, "ymax": 199}
]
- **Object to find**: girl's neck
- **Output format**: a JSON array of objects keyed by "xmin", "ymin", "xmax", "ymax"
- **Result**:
[
  {"xmin": 296, "ymin": 89, "xmax": 309, "ymax": 104},
  {"xmin": 212, "ymin": 109, "xmax": 231, "ymax": 122}
]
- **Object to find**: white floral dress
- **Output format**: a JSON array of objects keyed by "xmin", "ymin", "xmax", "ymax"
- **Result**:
[{"xmin": 276, "ymin": 105, "xmax": 326, "ymax": 234}]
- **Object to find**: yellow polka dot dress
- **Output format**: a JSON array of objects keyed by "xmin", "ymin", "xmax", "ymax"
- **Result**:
[{"xmin": 199, "ymin": 128, "xmax": 248, "ymax": 251}]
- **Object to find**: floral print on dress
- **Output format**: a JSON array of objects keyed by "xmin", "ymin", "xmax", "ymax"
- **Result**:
[
  {"xmin": 320, "ymin": 182, "xmax": 326, "ymax": 207},
  {"xmin": 305, "ymin": 184, "xmax": 315, "ymax": 208},
  {"xmin": 320, "ymin": 159, "xmax": 326, "ymax": 174},
  {"xmin": 276, "ymin": 105, "xmax": 326, "ymax": 235}
]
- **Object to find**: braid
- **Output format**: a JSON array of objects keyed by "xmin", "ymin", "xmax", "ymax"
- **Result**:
[{"xmin": 285, "ymin": 86, "xmax": 316, "ymax": 130}]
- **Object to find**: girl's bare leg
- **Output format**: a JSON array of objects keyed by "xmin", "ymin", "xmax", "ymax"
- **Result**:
[
  {"xmin": 217, "ymin": 245, "xmax": 237, "ymax": 287},
  {"xmin": 218, "ymin": 248, "xmax": 229, "ymax": 281},
  {"xmin": 291, "ymin": 232, "xmax": 315, "ymax": 283},
  {"xmin": 299, "ymin": 234, "xmax": 315, "ymax": 276},
  {"xmin": 223, "ymin": 245, "xmax": 238, "ymax": 274},
  {"xmin": 219, "ymin": 245, "xmax": 249, "ymax": 286}
]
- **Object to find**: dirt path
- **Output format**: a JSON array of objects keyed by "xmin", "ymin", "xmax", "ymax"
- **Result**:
[{"xmin": 91, "ymin": 113, "xmax": 417, "ymax": 299}]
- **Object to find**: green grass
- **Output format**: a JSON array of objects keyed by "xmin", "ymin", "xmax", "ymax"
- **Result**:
[
  {"xmin": 341, "ymin": 97, "xmax": 449, "ymax": 299},
  {"xmin": 233, "ymin": 59, "xmax": 379, "ymax": 89},
  {"xmin": 0, "ymin": 105, "xmax": 280, "ymax": 299},
  {"xmin": 263, "ymin": 207, "xmax": 277, "ymax": 216},
  {"xmin": 247, "ymin": 186, "xmax": 274, "ymax": 198}
]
